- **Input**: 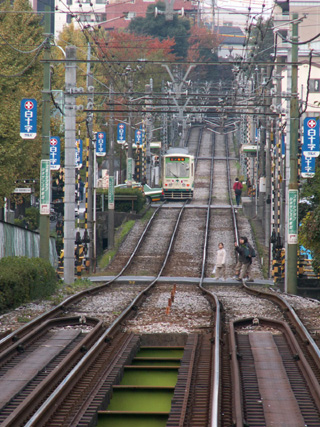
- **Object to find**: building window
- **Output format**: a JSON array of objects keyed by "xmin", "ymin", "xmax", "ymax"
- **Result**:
[
  {"xmin": 278, "ymin": 29, "xmax": 288, "ymax": 43},
  {"xmin": 96, "ymin": 13, "xmax": 107, "ymax": 22},
  {"xmin": 67, "ymin": 0, "xmax": 72, "ymax": 4},
  {"xmin": 310, "ymin": 79, "xmax": 320, "ymax": 93},
  {"xmin": 67, "ymin": 14, "xmax": 72, "ymax": 23},
  {"xmin": 78, "ymin": 14, "xmax": 90, "ymax": 22},
  {"xmin": 124, "ymin": 11, "xmax": 136, "ymax": 20}
]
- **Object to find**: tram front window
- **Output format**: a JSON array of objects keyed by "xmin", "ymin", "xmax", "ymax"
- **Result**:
[{"xmin": 166, "ymin": 162, "xmax": 189, "ymax": 178}]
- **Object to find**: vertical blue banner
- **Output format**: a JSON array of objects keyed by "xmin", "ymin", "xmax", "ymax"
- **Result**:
[
  {"xmin": 135, "ymin": 129, "xmax": 142, "ymax": 146},
  {"xmin": 75, "ymin": 139, "xmax": 83, "ymax": 168},
  {"xmin": 96, "ymin": 132, "xmax": 106, "ymax": 156},
  {"xmin": 281, "ymin": 133, "xmax": 286, "ymax": 157},
  {"xmin": 20, "ymin": 99, "xmax": 37, "ymax": 139},
  {"xmin": 117, "ymin": 123, "xmax": 126, "ymax": 144},
  {"xmin": 50, "ymin": 136, "xmax": 61, "ymax": 170},
  {"xmin": 301, "ymin": 153, "xmax": 315, "ymax": 178},
  {"xmin": 303, "ymin": 117, "xmax": 320, "ymax": 157}
]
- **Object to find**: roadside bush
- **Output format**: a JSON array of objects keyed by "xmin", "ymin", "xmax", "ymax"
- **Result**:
[
  {"xmin": 13, "ymin": 207, "xmax": 40, "ymax": 231},
  {"xmin": 0, "ymin": 257, "xmax": 57, "ymax": 312}
]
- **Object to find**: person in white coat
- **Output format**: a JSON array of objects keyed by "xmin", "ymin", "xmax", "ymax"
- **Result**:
[{"xmin": 214, "ymin": 242, "xmax": 226, "ymax": 280}]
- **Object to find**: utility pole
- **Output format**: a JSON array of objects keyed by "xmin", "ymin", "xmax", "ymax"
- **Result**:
[
  {"xmin": 145, "ymin": 81, "xmax": 153, "ymax": 184},
  {"xmin": 265, "ymin": 125, "xmax": 271, "ymax": 247},
  {"xmin": 86, "ymin": 43, "xmax": 94, "ymax": 271},
  {"xmin": 162, "ymin": 65, "xmax": 194, "ymax": 147},
  {"xmin": 39, "ymin": 5, "xmax": 52, "ymax": 260},
  {"xmin": 127, "ymin": 74, "xmax": 133, "ymax": 186},
  {"xmin": 108, "ymin": 85, "xmax": 115, "ymax": 249},
  {"xmin": 64, "ymin": 45, "xmax": 77, "ymax": 284},
  {"xmin": 286, "ymin": 13, "xmax": 299, "ymax": 294}
]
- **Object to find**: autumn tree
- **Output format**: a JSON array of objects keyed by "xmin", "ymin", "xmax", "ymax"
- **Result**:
[
  {"xmin": 93, "ymin": 30, "xmax": 177, "ymax": 130},
  {"xmin": 128, "ymin": 2, "xmax": 190, "ymax": 59},
  {"xmin": 0, "ymin": 0, "xmax": 44, "ymax": 203},
  {"xmin": 187, "ymin": 25, "xmax": 222, "ymax": 82}
]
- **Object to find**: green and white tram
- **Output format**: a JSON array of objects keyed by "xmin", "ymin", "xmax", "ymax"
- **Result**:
[{"xmin": 162, "ymin": 148, "xmax": 194, "ymax": 199}]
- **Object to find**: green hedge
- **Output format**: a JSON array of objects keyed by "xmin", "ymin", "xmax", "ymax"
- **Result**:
[
  {"xmin": 0, "ymin": 257, "xmax": 58, "ymax": 312},
  {"xmin": 97, "ymin": 187, "xmax": 146, "ymax": 212}
]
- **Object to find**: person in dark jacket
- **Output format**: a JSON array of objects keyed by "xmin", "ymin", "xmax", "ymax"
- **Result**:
[{"xmin": 234, "ymin": 236, "xmax": 254, "ymax": 282}]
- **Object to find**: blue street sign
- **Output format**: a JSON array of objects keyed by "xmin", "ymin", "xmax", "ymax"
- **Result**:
[
  {"xmin": 96, "ymin": 132, "xmax": 106, "ymax": 156},
  {"xmin": 117, "ymin": 123, "xmax": 126, "ymax": 144},
  {"xmin": 281, "ymin": 133, "xmax": 286, "ymax": 157},
  {"xmin": 303, "ymin": 117, "xmax": 320, "ymax": 157},
  {"xmin": 50, "ymin": 137, "xmax": 61, "ymax": 170},
  {"xmin": 135, "ymin": 129, "xmax": 142, "ymax": 146},
  {"xmin": 301, "ymin": 153, "xmax": 315, "ymax": 178},
  {"xmin": 75, "ymin": 139, "xmax": 83, "ymax": 168},
  {"xmin": 20, "ymin": 99, "xmax": 37, "ymax": 139}
]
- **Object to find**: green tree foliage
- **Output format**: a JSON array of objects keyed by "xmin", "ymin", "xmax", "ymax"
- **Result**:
[
  {"xmin": 0, "ymin": 0, "xmax": 44, "ymax": 203},
  {"xmin": 128, "ymin": 2, "xmax": 190, "ymax": 59},
  {"xmin": 299, "ymin": 158, "xmax": 320, "ymax": 271},
  {"xmin": 248, "ymin": 17, "xmax": 275, "ymax": 63}
]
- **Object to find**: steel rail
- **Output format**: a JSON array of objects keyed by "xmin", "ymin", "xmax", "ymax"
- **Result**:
[
  {"xmin": 0, "ymin": 202, "xmax": 166, "ymax": 352},
  {"xmin": 198, "ymin": 131, "xmax": 220, "ymax": 427},
  {"xmin": 1, "ymin": 318, "xmax": 104, "ymax": 427},
  {"xmin": 0, "ymin": 316, "xmax": 100, "ymax": 365},
  {"xmin": 243, "ymin": 283, "xmax": 320, "ymax": 363},
  {"xmin": 224, "ymin": 132, "xmax": 239, "ymax": 245},
  {"xmin": 230, "ymin": 317, "xmax": 320, "ymax": 426},
  {"xmin": 24, "ymin": 202, "xmax": 188, "ymax": 426}
]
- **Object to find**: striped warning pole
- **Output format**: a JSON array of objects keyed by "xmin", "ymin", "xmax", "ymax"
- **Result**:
[
  {"xmin": 270, "ymin": 120, "xmax": 277, "ymax": 281},
  {"xmin": 83, "ymin": 137, "xmax": 90, "ymax": 272},
  {"xmin": 142, "ymin": 123, "xmax": 146, "ymax": 182},
  {"xmin": 136, "ymin": 144, "xmax": 141, "ymax": 182}
]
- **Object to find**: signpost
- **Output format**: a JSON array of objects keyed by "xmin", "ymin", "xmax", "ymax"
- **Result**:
[
  {"xmin": 40, "ymin": 160, "xmax": 50, "ymax": 215},
  {"xmin": 75, "ymin": 139, "xmax": 83, "ymax": 167},
  {"xmin": 96, "ymin": 132, "xmax": 106, "ymax": 156},
  {"xmin": 14, "ymin": 188, "xmax": 32, "ymax": 194},
  {"xmin": 288, "ymin": 189, "xmax": 298, "ymax": 244},
  {"xmin": 135, "ymin": 129, "xmax": 142, "ymax": 146},
  {"xmin": 303, "ymin": 117, "xmax": 319, "ymax": 157},
  {"xmin": 301, "ymin": 153, "xmax": 315, "ymax": 178},
  {"xmin": 108, "ymin": 176, "xmax": 115, "ymax": 210},
  {"xmin": 117, "ymin": 123, "xmax": 126, "ymax": 144},
  {"xmin": 20, "ymin": 99, "xmax": 37, "ymax": 139},
  {"xmin": 50, "ymin": 136, "xmax": 61, "ymax": 170}
]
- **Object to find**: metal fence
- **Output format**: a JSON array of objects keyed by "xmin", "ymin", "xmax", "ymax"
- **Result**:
[{"xmin": 0, "ymin": 221, "xmax": 58, "ymax": 268}]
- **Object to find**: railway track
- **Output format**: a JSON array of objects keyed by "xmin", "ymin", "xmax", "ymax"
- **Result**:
[
  {"xmin": 230, "ymin": 317, "xmax": 320, "ymax": 426},
  {"xmin": 212, "ymin": 283, "xmax": 320, "ymax": 425},
  {"xmin": 0, "ymin": 126, "xmax": 319, "ymax": 426}
]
